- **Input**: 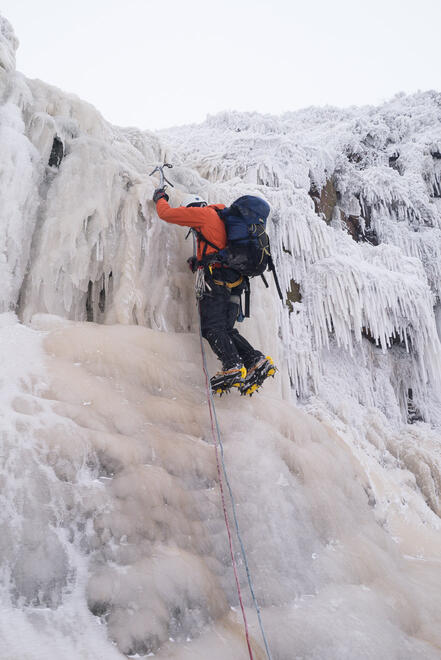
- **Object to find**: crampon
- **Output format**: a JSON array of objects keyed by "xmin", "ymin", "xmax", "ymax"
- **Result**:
[
  {"xmin": 210, "ymin": 366, "xmax": 247, "ymax": 396},
  {"xmin": 240, "ymin": 356, "xmax": 277, "ymax": 396}
]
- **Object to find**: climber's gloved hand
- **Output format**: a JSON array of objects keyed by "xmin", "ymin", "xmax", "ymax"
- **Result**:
[
  {"xmin": 153, "ymin": 187, "xmax": 169, "ymax": 203},
  {"xmin": 187, "ymin": 256, "xmax": 197, "ymax": 273}
]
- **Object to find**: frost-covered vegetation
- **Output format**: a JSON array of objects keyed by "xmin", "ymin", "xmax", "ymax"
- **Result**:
[
  {"xmin": 2, "ymin": 12, "xmax": 441, "ymax": 660},
  {"xmin": 163, "ymin": 97, "xmax": 441, "ymax": 425}
]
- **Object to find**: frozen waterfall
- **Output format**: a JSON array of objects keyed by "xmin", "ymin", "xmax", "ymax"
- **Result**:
[{"xmin": 1, "ymin": 12, "xmax": 441, "ymax": 660}]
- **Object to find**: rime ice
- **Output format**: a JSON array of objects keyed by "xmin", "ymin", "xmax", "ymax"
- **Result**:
[{"xmin": 1, "ymin": 10, "xmax": 441, "ymax": 660}]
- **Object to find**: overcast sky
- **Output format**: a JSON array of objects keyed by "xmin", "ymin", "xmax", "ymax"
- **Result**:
[{"xmin": 1, "ymin": 0, "xmax": 440, "ymax": 130}]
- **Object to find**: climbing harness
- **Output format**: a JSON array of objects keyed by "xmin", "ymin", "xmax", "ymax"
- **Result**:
[
  {"xmin": 212, "ymin": 274, "xmax": 244, "ymax": 288},
  {"xmin": 188, "ymin": 230, "xmax": 249, "ymax": 318},
  {"xmin": 197, "ymin": 305, "xmax": 273, "ymax": 660}
]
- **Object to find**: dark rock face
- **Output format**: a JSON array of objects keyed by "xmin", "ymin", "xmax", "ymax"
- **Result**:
[
  {"xmin": 310, "ymin": 179, "xmax": 337, "ymax": 224},
  {"xmin": 48, "ymin": 136, "xmax": 64, "ymax": 168},
  {"xmin": 388, "ymin": 152, "xmax": 401, "ymax": 173},
  {"xmin": 286, "ymin": 279, "xmax": 302, "ymax": 312},
  {"xmin": 310, "ymin": 178, "xmax": 379, "ymax": 245},
  {"xmin": 407, "ymin": 388, "xmax": 423, "ymax": 423},
  {"xmin": 342, "ymin": 209, "xmax": 379, "ymax": 246},
  {"xmin": 340, "ymin": 211, "xmax": 363, "ymax": 243}
]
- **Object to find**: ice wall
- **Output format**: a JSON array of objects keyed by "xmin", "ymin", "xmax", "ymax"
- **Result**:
[
  {"xmin": 2, "ymin": 10, "xmax": 441, "ymax": 660},
  {"xmin": 163, "ymin": 101, "xmax": 441, "ymax": 423},
  {"xmin": 2, "ymin": 18, "xmax": 441, "ymax": 424},
  {"xmin": 2, "ymin": 313, "xmax": 441, "ymax": 660},
  {"xmin": 0, "ymin": 15, "xmax": 18, "ymax": 72}
]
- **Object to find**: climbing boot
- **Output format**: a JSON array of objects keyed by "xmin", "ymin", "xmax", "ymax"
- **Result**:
[
  {"xmin": 210, "ymin": 366, "xmax": 247, "ymax": 396},
  {"xmin": 240, "ymin": 356, "xmax": 276, "ymax": 396}
]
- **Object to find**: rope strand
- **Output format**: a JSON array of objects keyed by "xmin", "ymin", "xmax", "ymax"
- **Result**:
[{"xmin": 197, "ymin": 301, "xmax": 273, "ymax": 660}]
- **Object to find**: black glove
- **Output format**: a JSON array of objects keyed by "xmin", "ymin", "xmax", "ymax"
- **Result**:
[
  {"xmin": 153, "ymin": 187, "xmax": 169, "ymax": 203},
  {"xmin": 187, "ymin": 256, "xmax": 197, "ymax": 273}
]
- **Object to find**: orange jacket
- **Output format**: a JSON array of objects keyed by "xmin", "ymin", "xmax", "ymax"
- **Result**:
[{"xmin": 156, "ymin": 199, "xmax": 226, "ymax": 261}]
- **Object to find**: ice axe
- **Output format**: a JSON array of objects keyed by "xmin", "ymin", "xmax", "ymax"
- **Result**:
[{"xmin": 149, "ymin": 162, "xmax": 174, "ymax": 189}]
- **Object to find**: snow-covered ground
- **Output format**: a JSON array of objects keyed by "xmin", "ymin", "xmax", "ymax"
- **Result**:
[
  {"xmin": 3, "ymin": 314, "xmax": 441, "ymax": 660},
  {"xmin": 2, "ymin": 12, "xmax": 441, "ymax": 660}
]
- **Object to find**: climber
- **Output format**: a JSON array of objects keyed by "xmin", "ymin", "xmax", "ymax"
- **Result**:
[{"xmin": 152, "ymin": 187, "xmax": 276, "ymax": 395}]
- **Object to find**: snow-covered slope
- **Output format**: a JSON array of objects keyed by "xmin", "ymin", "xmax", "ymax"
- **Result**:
[
  {"xmin": 2, "ymin": 12, "xmax": 441, "ymax": 660},
  {"xmin": 2, "ymin": 312, "xmax": 441, "ymax": 660}
]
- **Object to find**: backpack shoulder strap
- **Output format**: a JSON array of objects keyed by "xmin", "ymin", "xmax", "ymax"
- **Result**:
[
  {"xmin": 193, "ymin": 230, "xmax": 221, "ymax": 260},
  {"xmin": 193, "ymin": 208, "xmax": 224, "ymax": 255}
]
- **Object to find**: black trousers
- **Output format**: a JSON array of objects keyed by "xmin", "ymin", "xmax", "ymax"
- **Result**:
[{"xmin": 199, "ymin": 269, "xmax": 263, "ymax": 371}]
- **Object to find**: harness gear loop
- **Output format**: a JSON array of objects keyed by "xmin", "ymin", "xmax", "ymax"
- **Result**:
[{"xmin": 195, "ymin": 266, "xmax": 210, "ymax": 299}]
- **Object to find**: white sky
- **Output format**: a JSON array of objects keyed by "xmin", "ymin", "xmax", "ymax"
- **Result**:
[{"xmin": 1, "ymin": 0, "xmax": 440, "ymax": 130}]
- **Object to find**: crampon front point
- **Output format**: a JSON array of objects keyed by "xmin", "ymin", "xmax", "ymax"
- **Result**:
[
  {"xmin": 210, "ymin": 366, "xmax": 247, "ymax": 396},
  {"xmin": 240, "ymin": 356, "xmax": 277, "ymax": 396}
]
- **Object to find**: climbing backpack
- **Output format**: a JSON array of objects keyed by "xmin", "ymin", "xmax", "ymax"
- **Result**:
[
  {"xmin": 189, "ymin": 195, "xmax": 284, "ymax": 312},
  {"xmin": 214, "ymin": 195, "xmax": 271, "ymax": 277},
  {"xmin": 216, "ymin": 195, "xmax": 283, "ymax": 300}
]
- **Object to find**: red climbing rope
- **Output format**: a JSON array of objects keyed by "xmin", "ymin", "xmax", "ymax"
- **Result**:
[{"xmin": 198, "ymin": 332, "xmax": 255, "ymax": 660}]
